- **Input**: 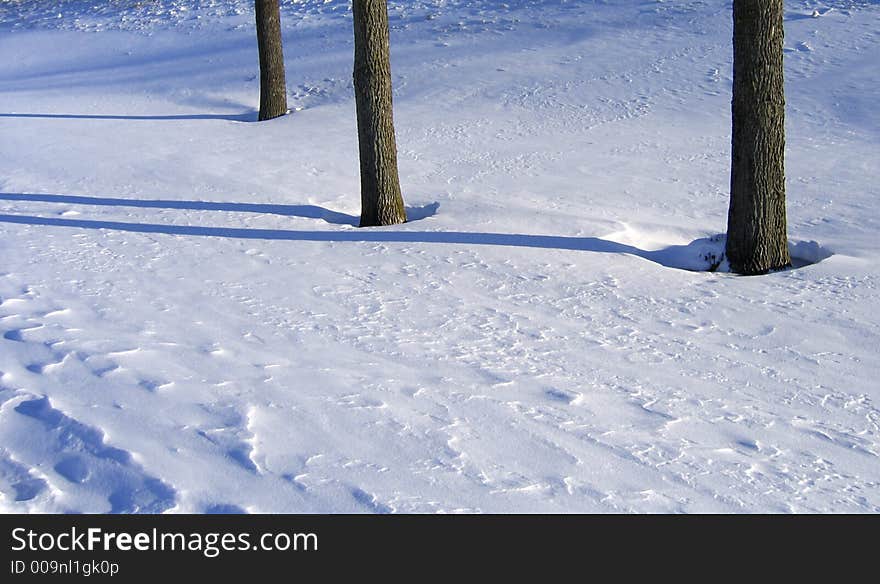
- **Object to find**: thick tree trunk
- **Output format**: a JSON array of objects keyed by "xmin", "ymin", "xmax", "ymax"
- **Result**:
[
  {"xmin": 352, "ymin": 0, "xmax": 407, "ymax": 227},
  {"xmin": 726, "ymin": 0, "xmax": 791, "ymax": 275},
  {"xmin": 256, "ymin": 0, "xmax": 288, "ymax": 121}
]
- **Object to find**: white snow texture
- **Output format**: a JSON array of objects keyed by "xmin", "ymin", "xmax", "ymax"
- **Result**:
[{"xmin": 0, "ymin": 0, "xmax": 878, "ymax": 513}]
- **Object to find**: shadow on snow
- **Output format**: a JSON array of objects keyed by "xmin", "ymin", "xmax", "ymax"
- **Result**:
[
  {"xmin": 0, "ymin": 111, "xmax": 258, "ymax": 122},
  {"xmin": 0, "ymin": 193, "xmax": 829, "ymax": 273}
]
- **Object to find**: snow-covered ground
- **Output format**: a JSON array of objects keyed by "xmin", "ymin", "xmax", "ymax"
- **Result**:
[{"xmin": 0, "ymin": 0, "xmax": 878, "ymax": 513}]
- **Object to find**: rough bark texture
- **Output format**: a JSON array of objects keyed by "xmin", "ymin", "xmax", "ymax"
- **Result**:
[
  {"xmin": 256, "ymin": 0, "xmax": 288, "ymax": 121},
  {"xmin": 353, "ymin": 0, "xmax": 407, "ymax": 227},
  {"xmin": 726, "ymin": 0, "xmax": 791, "ymax": 275}
]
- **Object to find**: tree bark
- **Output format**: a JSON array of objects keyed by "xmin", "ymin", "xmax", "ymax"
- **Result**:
[
  {"xmin": 256, "ymin": 0, "xmax": 288, "ymax": 121},
  {"xmin": 726, "ymin": 0, "xmax": 791, "ymax": 275},
  {"xmin": 352, "ymin": 0, "xmax": 407, "ymax": 227}
]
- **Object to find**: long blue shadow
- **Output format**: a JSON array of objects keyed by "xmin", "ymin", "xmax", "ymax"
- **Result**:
[
  {"xmin": 0, "ymin": 212, "xmax": 703, "ymax": 270},
  {"xmin": 0, "ymin": 191, "xmax": 729, "ymax": 270},
  {"xmin": 1, "ymin": 192, "xmax": 356, "ymax": 225},
  {"xmin": 0, "ymin": 211, "xmax": 628, "ymax": 249},
  {"xmin": 0, "ymin": 193, "xmax": 440, "ymax": 226},
  {"xmin": 0, "ymin": 112, "xmax": 257, "ymax": 122}
]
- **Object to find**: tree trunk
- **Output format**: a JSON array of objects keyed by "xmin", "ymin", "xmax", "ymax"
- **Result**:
[
  {"xmin": 352, "ymin": 0, "xmax": 407, "ymax": 227},
  {"xmin": 726, "ymin": 0, "xmax": 791, "ymax": 275},
  {"xmin": 256, "ymin": 0, "xmax": 288, "ymax": 121}
]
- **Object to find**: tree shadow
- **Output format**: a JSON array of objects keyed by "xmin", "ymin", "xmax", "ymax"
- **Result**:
[
  {"xmin": 0, "ymin": 195, "xmax": 828, "ymax": 272},
  {"xmin": 0, "ymin": 111, "xmax": 258, "ymax": 122},
  {"xmin": 0, "ymin": 36, "xmax": 256, "ymax": 93},
  {"xmin": 0, "ymin": 210, "xmax": 702, "ymax": 271},
  {"xmin": 0, "ymin": 193, "xmax": 440, "ymax": 228},
  {"xmin": 406, "ymin": 201, "xmax": 440, "ymax": 221},
  {"xmin": 0, "ymin": 192, "xmax": 356, "ymax": 225}
]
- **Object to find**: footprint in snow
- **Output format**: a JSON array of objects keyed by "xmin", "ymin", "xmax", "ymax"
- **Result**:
[
  {"xmin": 351, "ymin": 487, "xmax": 393, "ymax": 514},
  {"xmin": 54, "ymin": 455, "xmax": 90, "ymax": 483},
  {"xmin": 0, "ymin": 450, "xmax": 49, "ymax": 502},
  {"xmin": 13, "ymin": 396, "xmax": 177, "ymax": 513}
]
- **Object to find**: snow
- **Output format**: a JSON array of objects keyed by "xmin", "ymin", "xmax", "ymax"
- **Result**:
[{"xmin": 0, "ymin": 0, "xmax": 878, "ymax": 513}]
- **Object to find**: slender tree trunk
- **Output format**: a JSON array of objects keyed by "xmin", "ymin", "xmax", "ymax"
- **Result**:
[
  {"xmin": 256, "ymin": 0, "xmax": 288, "ymax": 121},
  {"xmin": 352, "ymin": 0, "xmax": 407, "ymax": 227},
  {"xmin": 726, "ymin": 0, "xmax": 791, "ymax": 275}
]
